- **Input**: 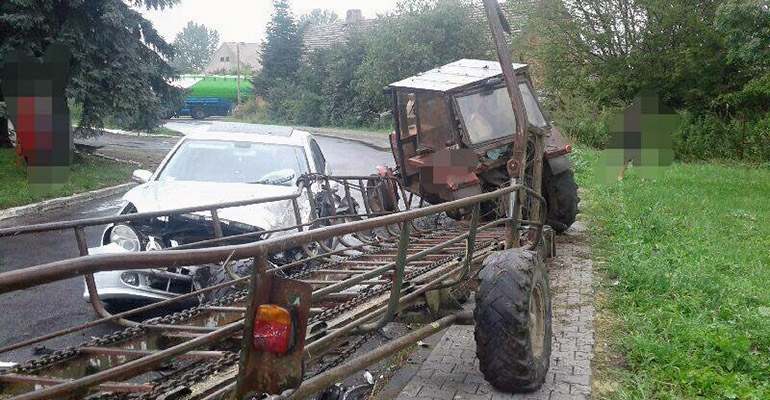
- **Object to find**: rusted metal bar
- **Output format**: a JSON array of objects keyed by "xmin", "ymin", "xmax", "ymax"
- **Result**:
[
  {"xmin": 76, "ymin": 227, "xmax": 140, "ymax": 328},
  {"xmin": 291, "ymin": 198, "xmax": 303, "ymax": 233},
  {"xmin": 0, "ymin": 374, "xmax": 153, "ymax": 393},
  {"xmin": 355, "ymin": 223, "xmax": 410, "ymax": 333},
  {"xmin": 79, "ymin": 347, "xmax": 225, "ymax": 360},
  {"xmin": 0, "ymin": 186, "xmax": 545, "ymax": 294},
  {"xmin": 0, "ymin": 273, "xmax": 250, "ymax": 354},
  {"xmin": 6, "ymin": 321, "xmax": 244, "ymax": 400},
  {"xmin": 528, "ymin": 132, "xmax": 545, "ymax": 242},
  {"xmin": 305, "ymin": 251, "xmax": 490, "ymax": 354},
  {"xmin": 210, "ymin": 209, "xmax": 224, "ymax": 239},
  {"xmin": 0, "ymin": 192, "xmax": 303, "ymax": 238},
  {"xmin": 142, "ymin": 324, "xmax": 222, "ymax": 332},
  {"xmin": 288, "ymin": 313, "xmax": 466, "ymax": 400},
  {"xmin": 202, "ymin": 306, "xmax": 247, "ymax": 313}
]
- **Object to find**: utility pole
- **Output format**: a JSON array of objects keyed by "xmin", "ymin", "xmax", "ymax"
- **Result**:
[{"xmin": 236, "ymin": 42, "xmax": 242, "ymax": 105}]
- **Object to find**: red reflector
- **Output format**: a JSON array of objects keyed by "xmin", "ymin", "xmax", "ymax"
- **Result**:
[
  {"xmin": 252, "ymin": 305, "xmax": 292, "ymax": 355},
  {"xmin": 565, "ymin": 145, "xmax": 573, "ymax": 153}
]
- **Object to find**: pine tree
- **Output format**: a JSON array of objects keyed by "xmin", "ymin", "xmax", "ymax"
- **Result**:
[
  {"xmin": 257, "ymin": 0, "xmax": 303, "ymax": 94},
  {"xmin": 0, "ymin": 0, "xmax": 182, "ymax": 146}
]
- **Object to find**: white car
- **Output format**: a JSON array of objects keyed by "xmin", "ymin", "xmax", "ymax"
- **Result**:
[{"xmin": 84, "ymin": 125, "xmax": 333, "ymax": 307}]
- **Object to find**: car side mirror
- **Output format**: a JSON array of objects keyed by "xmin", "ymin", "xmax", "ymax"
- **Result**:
[{"xmin": 132, "ymin": 169, "xmax": 152, "ymax": 183}]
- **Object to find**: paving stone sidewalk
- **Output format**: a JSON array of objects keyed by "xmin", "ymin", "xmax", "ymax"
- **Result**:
[{"xmin": 394, "ymin": 220, "xmax": 595, "ymax": 400}]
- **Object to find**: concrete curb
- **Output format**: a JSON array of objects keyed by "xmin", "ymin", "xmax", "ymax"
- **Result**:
[
  {"xmin": 0, "ymin": 183, "xmax": 136, "ymax": 222},
  {"xmin": 101, "ymin": 128, "xmax": 182, "ymax": 138}
]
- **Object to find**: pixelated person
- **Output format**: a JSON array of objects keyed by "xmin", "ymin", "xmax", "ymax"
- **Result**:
[
  {"xmin": 1, "ymin": 43, "xmax": 73, "ymax": 193},
  {"xmin": 604, "ymin": 89, "xmax": 678, "ymax": 182}
]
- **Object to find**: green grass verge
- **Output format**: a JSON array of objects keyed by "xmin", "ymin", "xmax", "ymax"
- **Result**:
[
  {"xmin": 152, "ymin": 126, "xmax": 183, "ymax": 136},
  {"xmin": 0, "ymin": 149, "xmax": 134, "ymax": 210},
  {"xmin": 576, "ymin": 149, "xmax": 770, "ymax": 399}
]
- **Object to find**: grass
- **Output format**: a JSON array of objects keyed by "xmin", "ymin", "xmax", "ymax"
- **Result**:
[
  {"xmin": 0, "ymin": 149, "xmax": 134, "ymax": 209},
  {"xmin": 574, "ymin": 149, "xmax": 770, "ymax": 399},
  {"xmin": 152, "ymin": 126, "xmax": 183, "ymax": 136}
]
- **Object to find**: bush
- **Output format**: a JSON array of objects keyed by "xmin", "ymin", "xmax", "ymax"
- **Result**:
[
  {"xmin": 548, "ymin": 94, "xmax": 616, "ymax": 148},
  {"xmin": 674, "ymin": 112, "xmax": 770, "ymax": 162}
]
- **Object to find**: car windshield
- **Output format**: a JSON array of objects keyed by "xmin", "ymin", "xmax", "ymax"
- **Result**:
[{"xmin": 156, "ymin": 139, "xmax": 310, "ymax": 185}]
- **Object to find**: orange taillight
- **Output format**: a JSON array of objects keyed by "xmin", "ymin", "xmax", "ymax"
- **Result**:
[{"xmin": 252, "ymin": 304, "xmax": 293, "ymax": 355}]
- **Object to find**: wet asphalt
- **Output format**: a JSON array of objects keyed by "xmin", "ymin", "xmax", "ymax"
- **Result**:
[{"xmin": 0, "ymin": 118, "xmax": 393, "ymax": 364}]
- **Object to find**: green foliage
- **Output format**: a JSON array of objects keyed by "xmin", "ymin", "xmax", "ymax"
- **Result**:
[
  {"xmin": 171, "ymin": 21, "xmax": 220, "ymax": 74},
  {"xmin": 526, "ymin": 0, "xmax": 770, "ymax": 161},
  {"xmin": 0, "ymin": 0, "xmax": 183, "ymax": 135},
  {"xmin": 298, "ymin": 9, "xmax": 339, "ymax": 29},
  {"xmin": 673, "ymin": 111, "xmax": 770, "ymax": 163},
  {"xmin": 583, "ymin": 155, "xmax": 770, "ymax": 398},
  {"xmin": 250, "ymin": 0, "xmax": 492, "ymax": 129},
  {"xmin": 354, "ymin": 0, "xmax": 490, "ymax": 113},
  {"xmin": 256, "ymin": 0, "xmax": 302, "ymax": 95}
]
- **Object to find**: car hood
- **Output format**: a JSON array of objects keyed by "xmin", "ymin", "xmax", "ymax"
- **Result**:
[{"xmin": 123, "ymin": 181, "xmax": 308, "ymax": 232}]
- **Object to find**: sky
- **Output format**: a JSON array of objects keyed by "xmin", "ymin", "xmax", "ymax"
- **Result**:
[{"xmin": 141, "ymin": 0, "xmax": 401, "ymax": 44}]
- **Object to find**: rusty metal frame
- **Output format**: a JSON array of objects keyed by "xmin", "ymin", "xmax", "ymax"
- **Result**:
[{"xmin": 0, "ymin": 181, "xmax": 545, "ymax": 399}]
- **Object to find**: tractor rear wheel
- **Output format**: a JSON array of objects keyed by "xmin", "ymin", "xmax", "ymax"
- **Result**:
[
  {"xmin": 542, "ymin": 163, "xmax": 579, "ymax": 233},
  {"xmin": 474, "ymin": 249, "xmax": 551, "ymax": 392}
]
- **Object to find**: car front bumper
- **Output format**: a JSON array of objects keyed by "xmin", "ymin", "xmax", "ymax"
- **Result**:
[{"xmin": 82, "ymin": 243, "xmax": 195, "ymax": 304}]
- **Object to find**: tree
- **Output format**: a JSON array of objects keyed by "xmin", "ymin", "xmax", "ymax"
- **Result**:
[
  {"xmin": 171, "ymin": 21, "xmax": 220, "ymax": 74},
  {"xmin": 355, "ymin": 0, "xmax": 491, "ymax": 113},
  {"xmin": 0, "ymin": 0, "xmax": 182, "ymax": 147},
  {"xmin": 256, "ymin": 0, "xmax": 303, "ymax": 95},
  {"xmin": 299, "ymin": 9, "xmax": 339, "ymax": 29}
]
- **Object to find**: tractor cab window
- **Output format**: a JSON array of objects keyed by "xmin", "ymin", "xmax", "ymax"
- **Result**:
[
  {"xmin": 519, "ymin": 82, "xmax": 547, "ymax": 128},
  {"xmin": 416, "ymin": 93, "xmax": 453, "ymax": 150},
  {"xmin": 397, "ymin": 92, "xmax": 417, "ymax": 138},
  {"xmin": 456, "ymin": 86, "xmax": 516, "ymax": 144},
  {"xmin": 396, "ymin": 91, "xmax": 453, "ymax": 150}
]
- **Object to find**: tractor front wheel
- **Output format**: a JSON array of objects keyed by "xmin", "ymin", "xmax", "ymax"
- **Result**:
[{"xmin": 474, "ymin": 249, "xmax": 551, "ymax": 392}]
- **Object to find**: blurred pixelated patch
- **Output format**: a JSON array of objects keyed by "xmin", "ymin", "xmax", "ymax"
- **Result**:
[
  {"xmin": 596, "ymin": 89, "xmax": 679, "ymax": 184},
  {"xmin": 1, "ymin": 43, "xmax": 74, "ymax": 194}
]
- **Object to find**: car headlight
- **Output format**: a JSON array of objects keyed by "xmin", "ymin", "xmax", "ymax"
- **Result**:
[
  {"xmin": 110, "ymin": 224, "xmax": 141, "ymax": 252},
  {"xmin": 121, "ymin": 272, "xmax": 139, "ymax": 286}
]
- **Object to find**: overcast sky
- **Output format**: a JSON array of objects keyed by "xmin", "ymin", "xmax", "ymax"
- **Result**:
[{"xmin": 141, "ymin": 0, "xmax": 401, "ymax": 44}]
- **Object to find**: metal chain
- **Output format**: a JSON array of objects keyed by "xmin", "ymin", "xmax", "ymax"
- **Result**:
[
  {"xmin": 11, "ymin": 326, "xmax": 146, "ymax": 374},
  {"xmin": 142, "ymin": 351, "xmax": 240, "ymax": 400},
  {"xmin": 313, "ymin": 332, "xmax": 375, "ymax": 374}
]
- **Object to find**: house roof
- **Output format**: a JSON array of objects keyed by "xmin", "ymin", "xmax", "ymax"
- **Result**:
[
  {"xmin": 388, "ymin": 59, "xmax": 528, "ymax": 93},
  {"xmin": 302, "ymin": 12, "xmax": 374, "ymax": 52}
]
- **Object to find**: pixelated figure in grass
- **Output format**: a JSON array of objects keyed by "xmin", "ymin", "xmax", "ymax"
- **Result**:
[
  {"xmin": 601, "ymin": 89, "xmax": 679, "ymax": 183},
  {"xmin": 1, "ymin": 43, "xmax": 74, "ymax": 193}
]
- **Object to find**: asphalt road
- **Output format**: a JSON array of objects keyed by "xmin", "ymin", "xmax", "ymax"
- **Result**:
[{"xmin": 0, "ymin": 119, "xmax": 392, "ymax": 364}]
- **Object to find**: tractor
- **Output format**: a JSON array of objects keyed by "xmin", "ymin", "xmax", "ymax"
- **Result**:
[{"xmin": 379, "ymin": 58, "xmax": 579, "ymax": 233}]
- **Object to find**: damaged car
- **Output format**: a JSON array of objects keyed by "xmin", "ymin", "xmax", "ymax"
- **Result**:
[{"xmin": 84, "ymin": 125, "xmax": 339, "ymax": 309}]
